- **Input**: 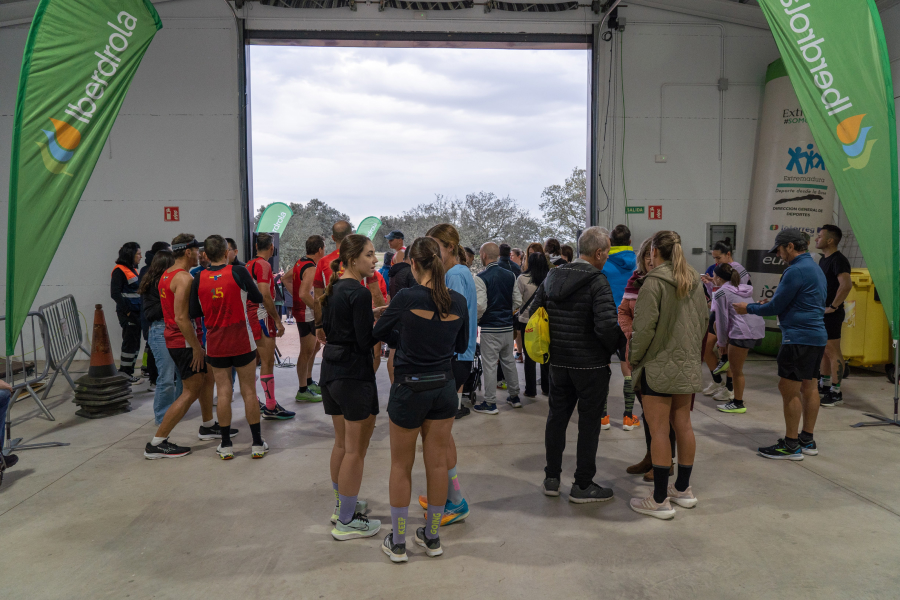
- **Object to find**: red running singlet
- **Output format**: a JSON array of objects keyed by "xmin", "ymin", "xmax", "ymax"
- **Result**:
[
  {"xmin": 160, "ymin": 268, "xmax": 188, "ymax": 349},
  {"xmin": 197, "ymin": 265, "xmax": 257, "ymax": 357}
]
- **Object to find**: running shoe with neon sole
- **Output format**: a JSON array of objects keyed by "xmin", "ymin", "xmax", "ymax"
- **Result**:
[
  {"xmin": 717, "ymin": 401, "xmax": 746, "ymax": 414},
  {"xmin": 252, "ymin": 441, "xmax": 269, "ymax": 459},
  {"xmin": 144, "ymin": 439, "xmax": 191, "ymax": 459},
  {"xmin": 308, "ymin": 381, "xmax": 322, "ymax": 395},
  {"xmin": 713, "ymin": 387, "xmax": 734, "ymax": 402},
  {"xmin": 331, "ymin": 513, "xmax": 381, "ymax": 541},
  {"xmin": 415, "ymin": 527, "xmax": 443, "ymax": 557},
  {"xmin": 497, "ymin": 381, "xmax": 508, "ymax": 390},
  {"xmin": 757, "ymin": 439, "xmax": 803, "ymax": 461},
  {"xmin": 331, "ymin": 499, "xmax": 369, "ymax": 524},
  {"xmin": 417, "ymin": 496, "xmax": 470, "ymax": 526},
  {"xmin": 262, "ymin": 403, "xmax": 296, "ymax": 420},
  {"xmin": 382, "ymin": 533, "xmax": 408, "ymax": 563},
  {"xmin": 666, "ymin": 484, "xmax": 698, "ymax": 508},
  {"xmin": 623, "ymin": 415, "xmax": 641, "ymax": 430},
  {"xmin": 601, "ymin": 415, "xmax": 611, "ymax": 430},
  {"xmin": 702, "ymin": 381, "xmax": 725, "ymax": 396},
  {"xmin": 216, "ymin": 443, "xmax": 235, "ymax": 460},
  {"xmin": 713, "ymin": 357, "xmax": 730, "ymax": 375},
  {"xmin": 629, "ymin": 495, "xmax": 676, "ymax": 520},
  {"xmin": 295, "ymin": 388, "xmax": 322, "ymax": 403}
]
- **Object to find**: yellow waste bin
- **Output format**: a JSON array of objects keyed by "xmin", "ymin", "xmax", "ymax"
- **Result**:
[{"xmin": 841, "ymin": 268, "xmax": 892, "ymax": 367}]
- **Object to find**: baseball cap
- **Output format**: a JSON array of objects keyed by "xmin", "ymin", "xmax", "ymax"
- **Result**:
[
  {"xmin": 769, "ymin": 229, "xmax": 806, "ymax": 254},
  {"xmin": 385, "ymin": 230, "xmax": 405, "ymax": 241}
]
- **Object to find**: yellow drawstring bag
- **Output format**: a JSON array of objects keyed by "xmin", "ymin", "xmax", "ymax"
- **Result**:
[{"xmin": 524, "ymin": 307, "xmax": 550, "ymax": 364}]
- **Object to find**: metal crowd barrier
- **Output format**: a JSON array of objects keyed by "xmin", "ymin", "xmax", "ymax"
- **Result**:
[{"xmin": 37, "ymin": 295, "xmax": 91, "ymax": 404}]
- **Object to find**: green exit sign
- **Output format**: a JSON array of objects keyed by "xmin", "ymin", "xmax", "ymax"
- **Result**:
[{"xmin": 625, "ymin": 206, "xmax": 645, "ymax": 214}]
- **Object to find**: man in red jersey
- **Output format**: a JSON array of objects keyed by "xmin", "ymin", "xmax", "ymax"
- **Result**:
[
  {"xmin": 190, "ymin": 235, "xmax": 269, "ymax": 459},
  {"xmin": 144, "ymin": 234, "xmax": 230, "ymax": 459},
  {"xmin": 282, "ymin": 234, "xmax": 326, "ymax": 402},
  {"xmin": 246, "ymin": 233, "xmax": 293, "ymax": 421}
]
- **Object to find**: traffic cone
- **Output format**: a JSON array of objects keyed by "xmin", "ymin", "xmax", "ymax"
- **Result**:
[{"xmin": 73, "ymin": 304, "xmax": 132, "ymax": 419}]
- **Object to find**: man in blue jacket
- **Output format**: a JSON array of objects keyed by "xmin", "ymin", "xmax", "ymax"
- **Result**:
[
  {"xmin": 602, "ymin": 225, "xmax": 638, "ymax": 430},
  {"xmin": 735, "ymin": 229, "xmax": 826, "ymax": 461}
]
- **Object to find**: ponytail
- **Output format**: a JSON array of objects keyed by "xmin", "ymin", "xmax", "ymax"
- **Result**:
[
  {"xmin": 652, "ymin": 230, "xmax": 693, "ymax": 298},
  {"xmin": 322, "ymin": 234, "xmax": 370, "ymax": 307},
  {"xmin": 714, "ymin": 263, "xmax": 741, "ymax": 288},
  {"xmin": 409, "ymin": 237, "xmax": 452, "ymax": 317}
]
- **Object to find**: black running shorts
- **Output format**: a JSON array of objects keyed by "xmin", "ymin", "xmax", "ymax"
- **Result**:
[
  {"xmin": 729, "ymin": 338, "xmax": 762, "ymax": 350},
  {"xmin": 640, "ymin": 371, "xmax": 672, "ymax": 398},
  {"xmin": 388, "ymin": 378, "xmax": 458, "ymax": 429},
  {"xmin": 297, "ymin": 320, "xmax": 315, "ymax": 338},
  {"xmin": 824, "ymin": 309, "xmax": 845, "ymax": 341},
  {"xmin": 205, "ymin": 350, "xmax": 257, "ymax": 370},
  {"xmin": 322, "ymin": 379, "xmax": 379, "ymax": 421},
  {"xmin": 451, "ymin": 357, "xmax": 473, "ymax": 390},
  {"xmin": 168, "ymin": 347, "xmax": 207, "ymax": 381},
  {"xmin": 777, "ymin": 344, "xmax": 825, "ymax": 382},
  {"xmin": 708, "ymin": 310, "xmax": 717, "ymax": 335}
]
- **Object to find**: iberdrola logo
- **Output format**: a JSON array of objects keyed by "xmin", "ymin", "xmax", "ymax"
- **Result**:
[
  {"xmin": 38, "ymin": 118, "xmax": 81, "ymax": 177},
  {"xmin": 837, "ymin": 114, "xmax": 876, "ymax": 171}
]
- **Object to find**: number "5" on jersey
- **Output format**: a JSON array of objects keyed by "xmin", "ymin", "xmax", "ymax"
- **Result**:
[
  {"xmin": 160, "ymin": 288, "xmax": 166, "ymax": 299},
  {"xmin": 213, "ymin": 287, "xmax": 224, "ymax": 299}
]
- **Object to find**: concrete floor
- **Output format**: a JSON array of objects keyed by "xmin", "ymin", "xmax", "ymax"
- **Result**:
[{"xmin": 3, "ymin": 339, "xmax": 900, "ymax": 599}]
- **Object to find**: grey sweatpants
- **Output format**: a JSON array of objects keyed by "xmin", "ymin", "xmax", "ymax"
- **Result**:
[{"xmin": 480, "ymin": 329, "xmax": 520, "ymax": 403}]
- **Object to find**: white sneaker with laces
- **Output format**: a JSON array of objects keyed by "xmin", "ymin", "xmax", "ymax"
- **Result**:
[
  {"xmin": 629, "ymin": 495, "xmax": 676, "ymax": 519},
  {"xmin": 712, "ymin": 387, "xmax": 734, "ymax": 402},
  {"xmin": 702, "ymin": 381, "xmax": 724, "ymax": 396},
  {"xmin": 666, "ymin": 484, "xmax": 698, "ymax": 508}
]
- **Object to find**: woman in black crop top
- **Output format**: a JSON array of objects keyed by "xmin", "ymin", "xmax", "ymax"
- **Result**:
[
  {"xmin": 372, "ymin": 237, "xmax": 469, "ymax": 562},
  {"xmin": 319, "ymin": 234, "xmax": 386, "ymax": 541}
]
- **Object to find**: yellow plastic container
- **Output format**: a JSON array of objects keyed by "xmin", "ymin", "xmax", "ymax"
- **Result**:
[{"xmin": 841, "ymin": 268, "xmax": 892, "ymax": 367}]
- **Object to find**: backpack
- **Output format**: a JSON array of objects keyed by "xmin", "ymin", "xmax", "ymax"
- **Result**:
[{"xmin": 524, "ymin": 307, "xmax": 550, "ymax": 364}]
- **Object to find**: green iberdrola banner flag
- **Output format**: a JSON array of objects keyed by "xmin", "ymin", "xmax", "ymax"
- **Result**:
[
  {"xmin": 6, "ymin": 0, "xmax": 161, "ymax": 353},
  {"xmin": 255, "ymin": 202, "xmax": 294, "ymax": 234},
  {"xmin": 759, "ymin": 0, "xmax": 900, "ymax": 339},
  {"xmin": 357, "ymin": 217, "xmax": 383, "ymax": 240}
]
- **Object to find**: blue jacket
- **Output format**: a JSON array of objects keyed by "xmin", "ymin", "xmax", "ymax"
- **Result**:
[
  {"xmin": 477, "ymin": 262, "xmax": 516, "ymax": 331},
  {"xmin": 601, "ymin": 247, "xmax": 637, "ymax": 308},
  {"xmin": 747, "ymin": 253, "xmax": 826, "ymax": 346},
  {"xmin": 446, "ymin": 264, "xmax": 478, "ymax": 361},
  {"xmin": 498, "ymin": 256, "xmax": 521, "ymax": 277}
]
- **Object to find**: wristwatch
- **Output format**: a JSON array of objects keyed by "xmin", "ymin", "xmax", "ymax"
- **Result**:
[{"xmin": 829, "ymin": 304, "xmax": 839, "ymax": 310}]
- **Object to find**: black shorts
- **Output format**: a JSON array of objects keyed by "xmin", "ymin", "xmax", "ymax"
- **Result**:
[
  {"xmin": 640, "ymin": 371, "xmax": 672, "ymax": 398},
  {"xmin": 729, "ymin": 338, "xmax": 763, "ymax": 350},
  {"xmin": 451, "ymin": 357, "xmax": 473, "ymax": 390},
  {"xmin": 322, "ymin": 379, "xmax": 379, "ymax": 421},
  {"xmin": 297, "ymin": 320, "xmax": 315, "ymax": 338},
  {"xmin": 708, "ymin": 310, "xmax": 717, "ymax": 335},
  {"xmin": 206, "ymin": 351, "xmax": 257, "ymax": 370},
  {"xmin": 824, "ymin": 309, "xmax": 845, "ymax": 340},
  {"xmin": 777, "ymin": 344, "xmax": 825, "ymax": 382},
  {"xmin": 388, "ymin": 378, "xmax": 458, "ymax": 429},
  {"xmin": 168, "ymin": 347, "xmax": 207, "ymax": 381}
]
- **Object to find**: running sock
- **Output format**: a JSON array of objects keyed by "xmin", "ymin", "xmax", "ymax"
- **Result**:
[
  {"xmin": 332, "ymin": 481, "xmax": 339, "ymax": 504},
  {"xmin": 298, "ymin": 386, "xmax": 308, "ymax": 394},
  {"xmin": 669, "ymin": 428, "xmax": 677, "ymax": 460},
  {"xmin": 726, "ymin": 377, "xmax": 734, "ymax": 392},
  {"xmin": 151, "ymin": 437, "xmax": 166, "ymax": 446},
  {"xmin": 261, "ymin": 374, "xmax": 276, "ymax": 410},
  {"xmin": 674, "ymin": 464, "xmax": 693, "ymax": 492},
  {"xmin": 202, "ymin": 419, "xmax": 215, "ymax": 428},
  {"xmin": 249, "ymin": 422, "xmax": 263, "ymax": 446},
  {"xmin": 391, "ymin": 506, "xmax": 408, "ymax": 546},
  {"xmin": 652, "ymin": 465, "xmax": 670, "ymax": 504},
  {"xmin": 220, "ymin": 426, "xmax": 232, "ymax": 446},
  {"xmin": 623, "ymin": 376, "xmax": 635, "ymax": 417},
  {"xmin": 820, "ymin": 375, "xmax": 831, "ymax": 389},
  {"xmin": 733, "ymin": 399, "xmax": 745, "ymax": 407},
  {"xmin": 784, "ymin": 436, "xmax": 800, "ymax": 451},
  {"xmin": 799, "ymin": 431, "xmax": 814, "ymax": 444},
  {"xmin": 425, "ymin": 504, "xmax": 443, "ymax": 540},
  {"xmin": 307, "ymin": 378, "xmax": 314, "ymax": 386},
  {"xmin": 457, "ymin": 392, "xmax": 463, "ymax": 409},
  {"xmin": 447, "ymin": 466, "xmax": 464, "ymax": 505},
  {"xmin": 711, "ymin": 370, "xmax": 722, "ymax": 384},
  {"xmin": 338, "ymin": 493, "xmax": 358, "ymax": 525},
  {"xmin": 831, "ymin": 383, "xmax": 842, "ymax": 392}
]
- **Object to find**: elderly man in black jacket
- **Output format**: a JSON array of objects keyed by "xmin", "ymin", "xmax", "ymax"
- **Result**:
[{"xmin": 531, "ymin": 226, "xmax": 621, "ymax": 503}]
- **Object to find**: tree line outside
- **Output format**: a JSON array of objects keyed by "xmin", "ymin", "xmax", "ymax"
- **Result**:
[{"xmin": 254, "ymin": 167, "xmax": 586, "ymax": 272}]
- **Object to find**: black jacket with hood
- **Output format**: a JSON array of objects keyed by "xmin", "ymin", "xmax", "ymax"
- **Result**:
[
  {"xmin": 531, "ymin": 259, "xmax": 621, "ymax": 368},
  {"xmin": 388, "ymin": 261, "xmax": 417, "ymax": 298}
]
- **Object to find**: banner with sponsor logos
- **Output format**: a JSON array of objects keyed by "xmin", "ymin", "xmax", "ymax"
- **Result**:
[
  {"xmin": 759, "ymin": 0, "xmax": 899, "ymax": 339},
  {"xmin": 6, "ymin": 0, "xmax": 161, "ymax": 354},
  {"xmin": 744, "ymin": 59, "xmax": 836, "ymax": 302},
  {"xmin": 255, "ymin": 202, "xmax": 294, "ymax": 234}
]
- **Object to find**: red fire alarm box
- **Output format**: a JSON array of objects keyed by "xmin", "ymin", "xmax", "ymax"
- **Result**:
[{"xmin": 165, "ymin": 207, "xmax": 180, "ymax": 222}]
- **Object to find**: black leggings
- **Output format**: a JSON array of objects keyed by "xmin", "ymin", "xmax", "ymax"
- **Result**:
[{"xmin": 637, "ymin": 392, "xmax": 676, "ymax": 459}]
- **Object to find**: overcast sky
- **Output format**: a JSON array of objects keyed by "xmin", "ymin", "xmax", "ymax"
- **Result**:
[{"xmin": 249, "ymin": 46, "xmax": 588, "ymax": 226}]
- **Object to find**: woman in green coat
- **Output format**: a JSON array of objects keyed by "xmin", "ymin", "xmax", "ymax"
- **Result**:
[{"xmin": 628, "ymin": 230, "xmax": 708, "ymax": 520}]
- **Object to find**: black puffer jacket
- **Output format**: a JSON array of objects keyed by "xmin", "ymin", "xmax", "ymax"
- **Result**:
[
  {"xmin": 388, "ymin": 262, "xmax": 417, "ymax": 298},
  {"xmin": 532, "ymin": 260, "xmax": 621, "ymax": 368}
]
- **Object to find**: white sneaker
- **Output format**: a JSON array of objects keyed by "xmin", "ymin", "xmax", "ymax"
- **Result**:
[
  {"xmin": 216, "ymin": 443, "xmax": 234, "ymax": 460},
  {"xmin": 666, "ymin": 484, "xmax": 698, "ymax": 508},
  {"xmin": 702, "ymin": 381, "xmax": 724, "ymax": 396},
  {"xmin": 629, "ymin": 495, "xmax": 676, "ymax": 520},
  {"xmin": 252, "ymin": 441, "xmax": 269, "ymax": 459},
  {"xmin": 713, "ymin": 387, "xmax": 734, "ymax": 402}
]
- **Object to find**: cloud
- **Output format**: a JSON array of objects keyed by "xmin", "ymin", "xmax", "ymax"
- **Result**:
[{"xmin": 250, "ymin": 46, "xmax": 587, "ymax": 224}]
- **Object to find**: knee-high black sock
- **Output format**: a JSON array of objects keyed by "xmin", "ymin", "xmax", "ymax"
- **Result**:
[
  {"xmin": 669, "ymin": 428, "xmax": 676, "ymax": 460},
  {"xmin": 674, "ymin": 464, "xmax": 693, "ymax": 492},
  {"xmin": 220, "ymin": 425, "xmax": 232, "ymax": 446},
  {"xmin": 726, "ymin": 377, "xmax": 734, "ymax": 392},
  {"xmin": 652, "ymin": 465, "xmax": 670, "ymax": 504},
  {"xmin": 643, "ymin": 414, "xmax": 653, "ymax": 453},
  {"xmin": 250, "ymin": 422, "xmax": 263, "ymax": 446},
  {"xmin": 711, "ymin": 370, "xmax": 722, "ymax": 384}
]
